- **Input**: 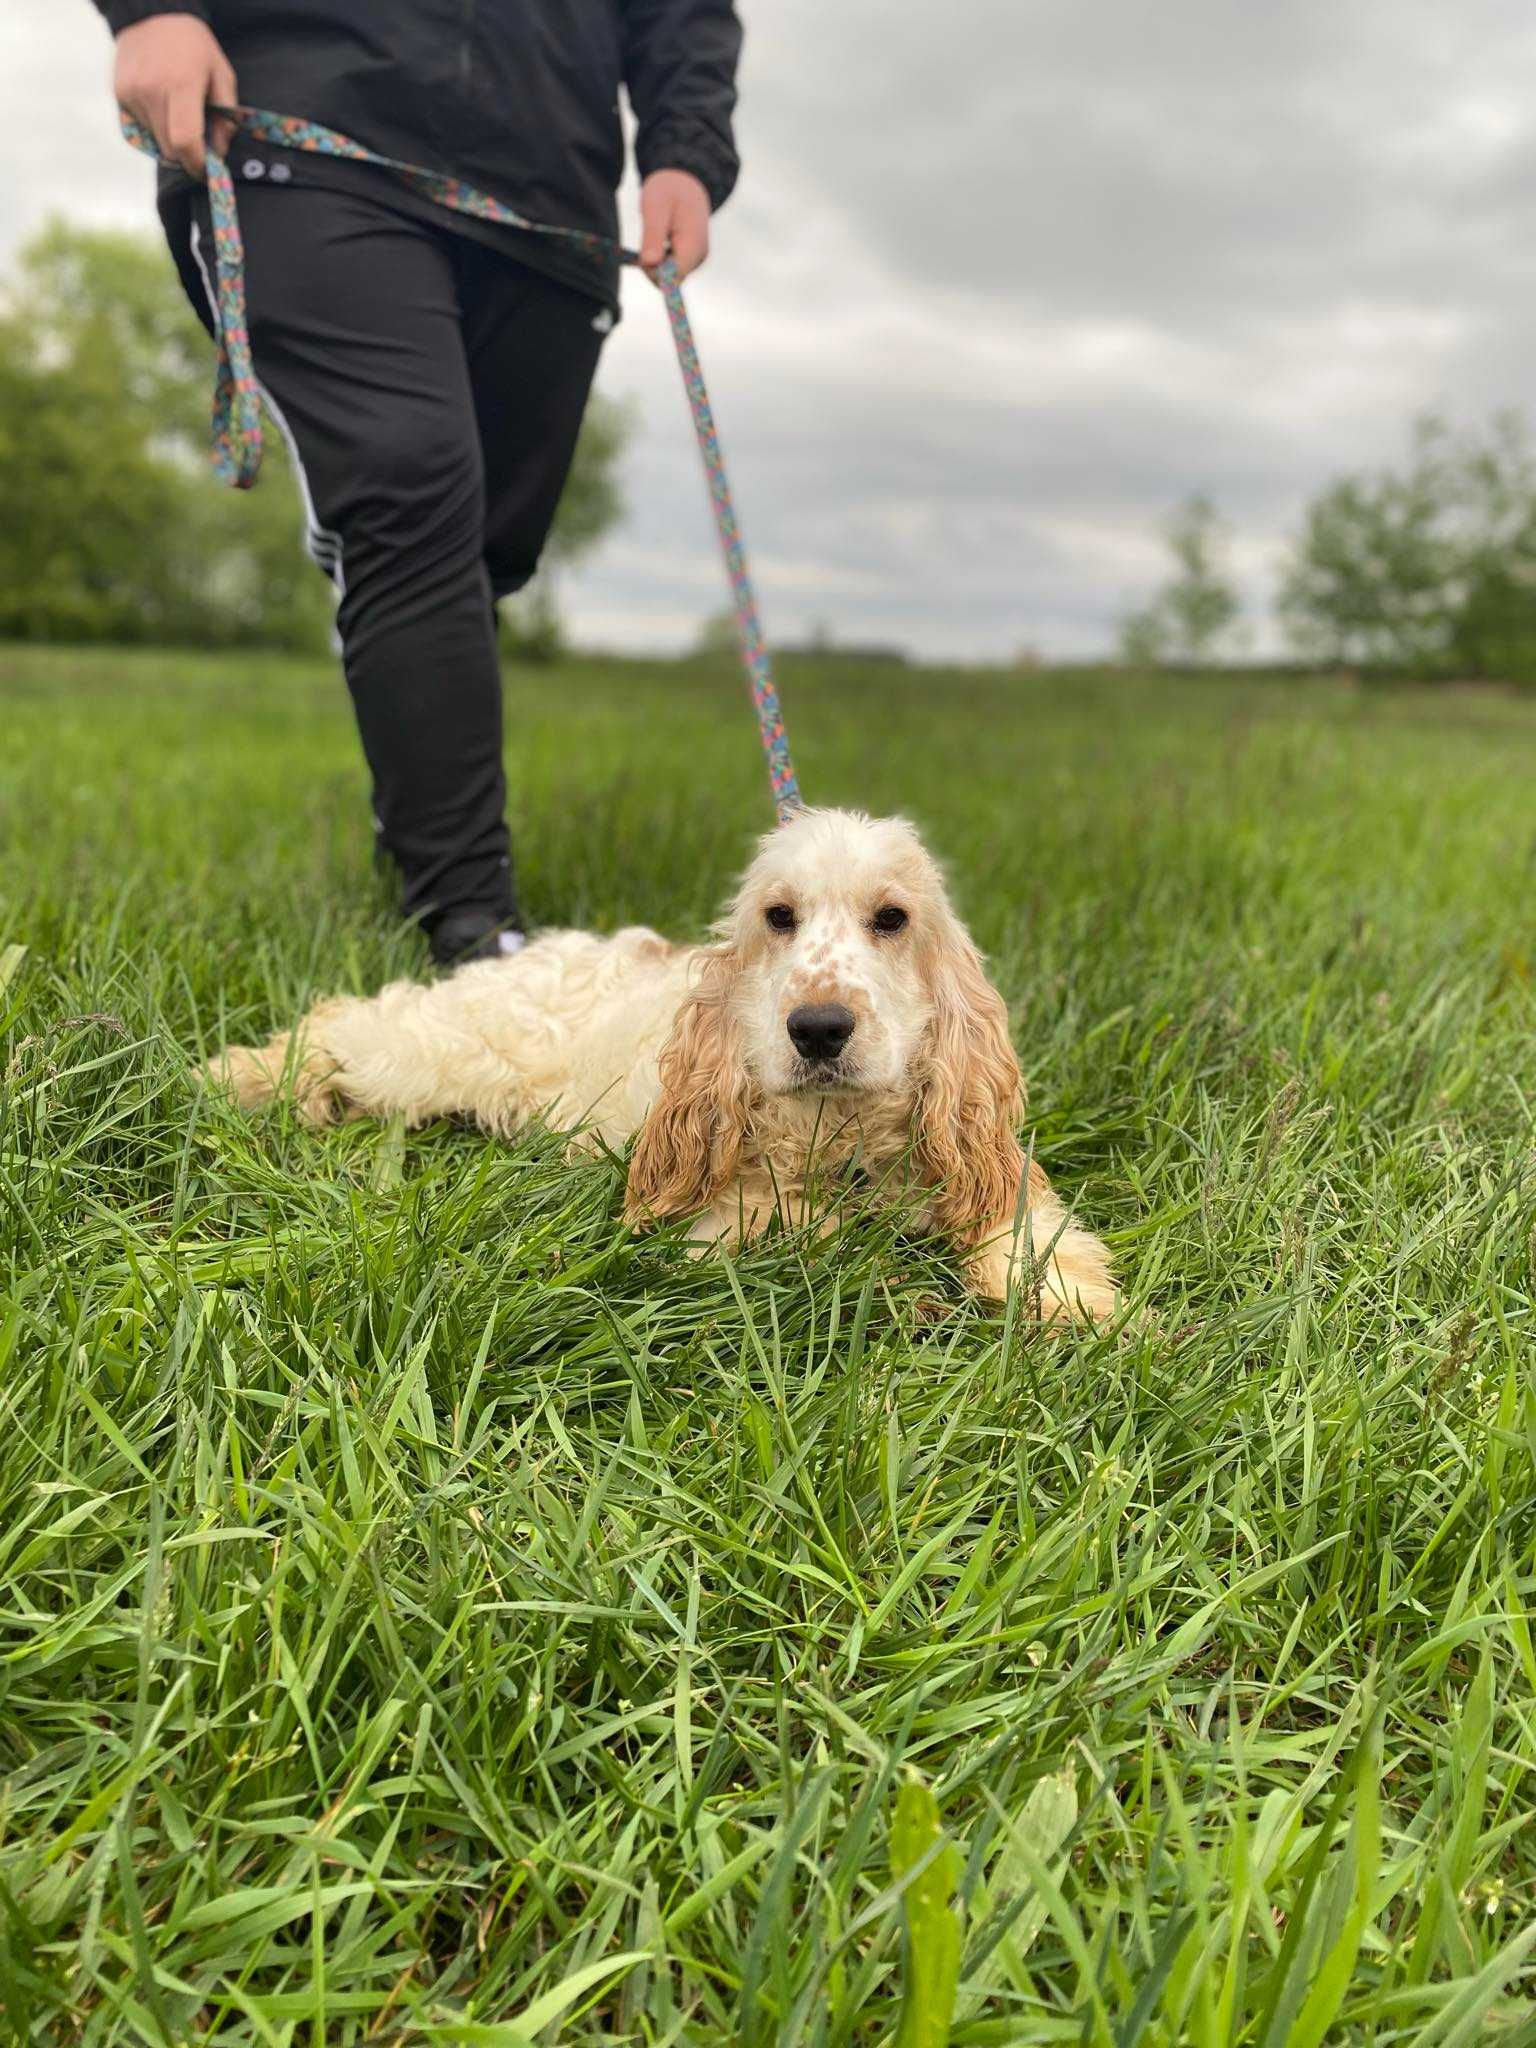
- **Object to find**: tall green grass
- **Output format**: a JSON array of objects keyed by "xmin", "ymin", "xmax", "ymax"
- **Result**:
[{"xmin": 1, "ymin": 644, "xmax": 1533, "ymax": 2043}]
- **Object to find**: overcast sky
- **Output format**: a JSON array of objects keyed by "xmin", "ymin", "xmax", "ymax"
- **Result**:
[{"xmin": 5, "ymin": 2, "xmax": 1536, "ymax": 659}]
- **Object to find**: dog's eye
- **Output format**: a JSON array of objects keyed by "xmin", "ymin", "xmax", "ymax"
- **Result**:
[
  {"xmin": 765, "ymin": 903, "xmax": 797, "ymax": 933},
  {"xmin": 872, "ymin": 906, "xmax": 909, "ymax": 935}
]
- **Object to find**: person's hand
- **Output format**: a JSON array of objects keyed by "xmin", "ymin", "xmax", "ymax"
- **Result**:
[
  {"xmin": 113, "ymin": 14, "xmax": 238, "ymax": 180},
  {"xmin": 638, "ymin": 169, "xmax": 712, "ymax": 284}
]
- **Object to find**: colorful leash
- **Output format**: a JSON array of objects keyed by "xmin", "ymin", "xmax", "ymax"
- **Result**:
[{"xmin": 121, "ymin": 105, "xmax": 802, "ymax": 823}]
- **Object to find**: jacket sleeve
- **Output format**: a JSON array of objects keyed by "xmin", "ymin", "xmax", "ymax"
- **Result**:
[
  {"xmin": 622, "ymin": 0, "xmax": 742, "ymax": 212},
  {"xmin": 92, "ymin": 1, "xmax": 210, "ymax": 30}
]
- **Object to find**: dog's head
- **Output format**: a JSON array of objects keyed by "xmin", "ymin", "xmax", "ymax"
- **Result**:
[{"xmin": 626, "ymin": 809, "xmax": 1024, "ymax": 1239}]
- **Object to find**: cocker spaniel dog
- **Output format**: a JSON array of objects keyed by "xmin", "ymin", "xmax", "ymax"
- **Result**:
[{"xmin": 212, "ymin": 809, "xmax": 1116, "ymax": 1321}]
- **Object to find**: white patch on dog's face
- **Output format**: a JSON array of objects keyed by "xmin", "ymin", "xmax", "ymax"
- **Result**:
[{"xmin": 722, "ymin": 810, "xmax": 947, "ymax": 1099}]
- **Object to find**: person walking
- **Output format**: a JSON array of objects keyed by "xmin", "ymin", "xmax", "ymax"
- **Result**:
[{"xmin": 95, "ymin": 2, "xmax": 742, "ymax": 962}]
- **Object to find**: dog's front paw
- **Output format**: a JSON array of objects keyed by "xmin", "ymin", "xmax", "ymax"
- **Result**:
[
  {"xmin": 968, "ymin": 1223, "xmax": 1119, "ymax": 1326},
  {"xmin": 206, "ymin": 1035, "xmax": 349, "ymax": 1128}
]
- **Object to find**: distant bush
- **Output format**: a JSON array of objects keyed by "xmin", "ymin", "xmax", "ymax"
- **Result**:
[
  {"xmin": 1279, "ymin": 412, "xmax": 1536, "ymax": 683},
  {"xmin": 1117, "ymin": 495, "xmax": 1241, "ymax": 668}
]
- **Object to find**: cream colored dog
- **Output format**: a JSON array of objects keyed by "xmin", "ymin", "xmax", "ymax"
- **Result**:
[{"xmin": 212, "ymin": 808, "xmax": 1116, "ymax": 1320}]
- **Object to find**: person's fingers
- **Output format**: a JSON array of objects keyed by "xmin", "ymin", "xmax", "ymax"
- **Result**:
[
  {"xmin": 164, "ymin": 78, "xmax": 208, "ymax": 178},
  {"xmin": 141, "ymin": 89, "xmax": 179, "ymax": 163},
  {"xmin": 638, "ymin": 201, "xmax": 670, "ymax": 282},
  {"xmin": 116, "ymin": 84, "xmax": 150, "ymax": 135},
  {"xmin": 670, "ymin": 214, "xmax": 710, "ymax": 280},
  {"xmin": 208, "ymin": 55, "xmax": 239, "ymax": 159}
]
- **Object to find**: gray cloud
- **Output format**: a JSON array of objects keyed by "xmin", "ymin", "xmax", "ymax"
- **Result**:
[{"xmin": 7, "ymin": 1, "xmax": 1536, "ymax": 657}]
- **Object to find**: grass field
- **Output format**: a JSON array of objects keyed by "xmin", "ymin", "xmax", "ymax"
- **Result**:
[{"xmin": 2, "ymin": 640, "xmax": 1535, "ymax": 2044}]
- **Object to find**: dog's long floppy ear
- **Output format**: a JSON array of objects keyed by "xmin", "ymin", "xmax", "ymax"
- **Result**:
[
  {"xmin": 625, "ymin": 947, "xmax": 751, "ymax": 1224},
  {"xmin": 914, "ymin": 920, "xmax": 1026, "ymax": 1243}
]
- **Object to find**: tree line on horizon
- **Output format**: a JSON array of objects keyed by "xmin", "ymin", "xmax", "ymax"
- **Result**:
[
  {"xmin": 4, "ymin": 223, "xmax": 1536, "ymax": 681},
  {"xmin": 1120, "ymin": 412, "xmax": 1536, "ymax": 683}
]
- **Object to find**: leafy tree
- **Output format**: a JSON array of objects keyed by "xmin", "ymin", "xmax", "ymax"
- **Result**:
[
  {"xmin": 544, "ymin": 394, "xmax": 631, "ymax": 568},
  {"xmin": 0, "ymin": 221, "xmax": 629, "ymax": 653},
  {"xmin": 1117, "ymin": 495, "xmax": 1240, "ymax": 667},
  {"xmin": 499, "ymin": 391, "xmax": 633, "ymax": 662},
  {"xmin": 1278, "ymin": 412, "xmax": 1536, "ymax": 680},
  {"xmin": 0, "ymin": 222, "xmax": 332, "ymax": 650}
]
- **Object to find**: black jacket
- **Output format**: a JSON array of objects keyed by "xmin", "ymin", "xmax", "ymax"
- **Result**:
[{"xmin": 94, "ymin": 0, "xmax": 743, "ymax": 235}]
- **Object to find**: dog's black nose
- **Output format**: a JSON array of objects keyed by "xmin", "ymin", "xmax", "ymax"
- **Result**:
[{"xmin": 787, "ymin": 1002, "xmax": 856, "ymax": 1062}]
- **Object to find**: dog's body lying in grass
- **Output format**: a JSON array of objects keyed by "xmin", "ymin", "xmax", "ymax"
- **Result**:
[{"xmin": 213, "ymin": 809, "xmax": 1115, "ymax": 1319}]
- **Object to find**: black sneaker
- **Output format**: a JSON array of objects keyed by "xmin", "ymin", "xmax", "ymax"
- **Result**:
[{"xmin": 429, "ymin": 911, "xmax": 528, "ymax": 969}]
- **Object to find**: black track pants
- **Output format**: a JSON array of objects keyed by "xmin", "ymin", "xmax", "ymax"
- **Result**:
[{"xmin": 165, "ymin": 178, "xmax": 608, "ymax": 934}]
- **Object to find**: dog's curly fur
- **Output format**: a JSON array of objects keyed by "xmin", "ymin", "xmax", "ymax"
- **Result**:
[{"xmin": 211, "ymin": 808, "xmax": 1116, "ymax": 1320}]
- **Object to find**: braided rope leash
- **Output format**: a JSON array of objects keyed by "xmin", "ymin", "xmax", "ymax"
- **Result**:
[
  {"xmin": 655, "ymin": 264, "xmax": 799, "ymax": 821},
  {"xmin": 121, "ymin": 105, "xmax": 802, "ymax": 823}
]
